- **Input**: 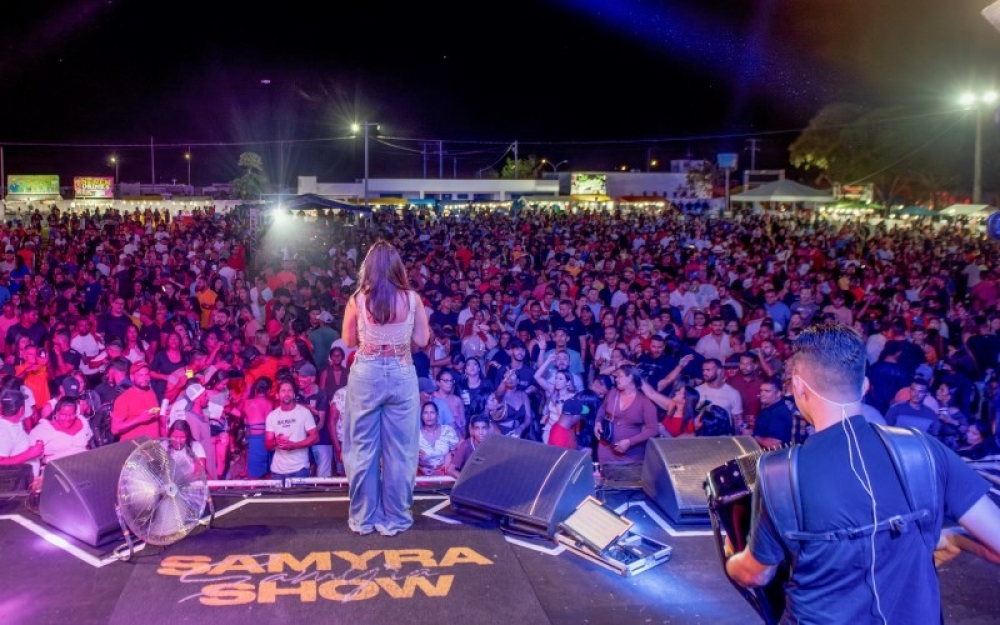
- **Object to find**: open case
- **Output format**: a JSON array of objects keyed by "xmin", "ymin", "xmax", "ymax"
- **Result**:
[{"xmin": 556, "ymin": 496, "xmax": 672, "ymax": 577}]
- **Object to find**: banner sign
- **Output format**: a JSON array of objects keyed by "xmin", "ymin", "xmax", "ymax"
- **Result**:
[
  {"xmin": 717, "ymin": 153, "xmax": 738, "ymax": 169},
  {"xmin": 833, "ymin": 183, "xmax": 874, "ymax": 204},
  {"xmin": 156, "ymin": 546, "xmax": 494, "ymax": 605},
  {"xmin": 7, "ymin": 174, "xmax": 60, "ymax": 196},
  {"xmin": 74, "ymin": 176, "xmax": 114, "ymax": 198}
]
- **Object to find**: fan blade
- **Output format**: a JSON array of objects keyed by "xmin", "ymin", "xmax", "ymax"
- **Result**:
[
  {"xmin": 175, "ymin": 486, "xmax": 209, "ymax": 520},
  {"xmin": 147, "ymin": 496, "xmax": 190, "ymax": 545}
]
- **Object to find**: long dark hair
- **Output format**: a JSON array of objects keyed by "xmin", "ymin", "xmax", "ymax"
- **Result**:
[{"xmin": 356, "ymin": 240, "xmax": 411, "ymax": 324}]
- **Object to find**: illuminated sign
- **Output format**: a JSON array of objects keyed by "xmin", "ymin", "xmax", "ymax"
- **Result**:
[
  {"xmin": 7, "ymin": 174, "xmax": 60, "ymax": 196},
  {"xmin": 833, "ymin": 183, "xmax": 874, "ymax": 204},
  {"xmin": 74, "ymin": 176, "xmax": 115, "ymax": 198},
  {"xmin": 156, "ymin": 547, "xmax": 495, "ymax": 606},
  {"xmin": 571, "ymin": 173, "xmax": 607, "ymax": 196}
]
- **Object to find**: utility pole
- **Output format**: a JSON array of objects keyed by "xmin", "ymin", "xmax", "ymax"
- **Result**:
[
  {"xmin": 422, "ymin": 143, "xmax": 428, "ymax": 179},
  {"xmin": 438, "ymin": 140, "xmax": 444, "ymax": 179},
  {"xmin": 514, "ymin": 141, "xmax": 519, "ymax": 180},
  {"xmin": 746, "ymin": 138, "xmax": 761, "ymax": 171}
]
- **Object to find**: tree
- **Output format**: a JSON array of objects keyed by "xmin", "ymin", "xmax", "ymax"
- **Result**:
[
  {"xmin": 231, "ymin": 152, "xmax": 268, "ymax": 200},
  {"xmin": 499, "ymin": 154, "xmax": 543, "ymax": 179},
  {"xmin": 790, "ymin": 103, "xmax": 967, "ymax": 207},
  {"xmin": 789, "ymin": 103, "xmax": 869, "ymax": 185}
]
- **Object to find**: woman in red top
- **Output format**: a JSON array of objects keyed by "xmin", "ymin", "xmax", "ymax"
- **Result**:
[{"xmin": 641, "ymin": 379, "xmax": 699, "ymax": 438}]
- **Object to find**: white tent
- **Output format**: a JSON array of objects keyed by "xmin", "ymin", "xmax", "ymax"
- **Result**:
[
  {"xmin": 940, "ymin": 204, "xmax": 994, "ymax": 217},
  {"xmin": 730, "ymin": 179, "xmax": 835, "ymax": 204}
]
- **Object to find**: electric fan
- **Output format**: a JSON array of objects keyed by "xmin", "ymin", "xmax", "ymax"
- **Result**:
[{"xmin": 115, "ymin": 439, "xmax": 211, "ymax": 559}]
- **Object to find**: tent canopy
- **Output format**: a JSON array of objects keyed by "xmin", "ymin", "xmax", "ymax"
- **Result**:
[
  {"xmin": 273, "ymin": 193, "xmax": 363, "ymax": 211},
  {"xmin": 729, "ymin": 179, "xmax": 835, "ymax": 204},
  {"xmin": 940, "ymin": 203, "xmax": 992, "ymax": 216},
  {"xmin": 273, "ymin": 193, "xmax": 371, "ymax": 212},
  {"xmin": 896, "ymin": 206, "xmax": 938, "ymax": 217}
]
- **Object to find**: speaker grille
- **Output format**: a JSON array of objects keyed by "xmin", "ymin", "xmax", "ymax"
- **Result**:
[
  {"xmin": 450, "ymin": 436, "xmax": 594, "ymax": 537},
  {"xmin": 642, "ymin": 436, "xmax": 759, "ymax": 525},
  {"xmin": 40, "ymin": 438, "xmax": 146, "ymax": 546}
]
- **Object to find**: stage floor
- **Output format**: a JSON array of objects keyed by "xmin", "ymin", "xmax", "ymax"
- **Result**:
[{"xmin": 0, "ymin": 487, "xmax": 997, "ymax": 625}]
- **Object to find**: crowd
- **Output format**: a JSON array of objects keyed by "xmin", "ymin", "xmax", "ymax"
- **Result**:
[{"xmin": 1, "ymin": 201, "xmax": 999, "ymax": 488}]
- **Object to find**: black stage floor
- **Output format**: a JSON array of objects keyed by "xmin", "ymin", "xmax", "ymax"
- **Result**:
[{"xmin": 0, "ymin": 486, "xmax": 997, "ymax": 625}]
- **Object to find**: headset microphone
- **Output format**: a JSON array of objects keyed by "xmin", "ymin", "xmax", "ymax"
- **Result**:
[{"xmin": 794, "ymin": 375, "xmax": 887, "ymax": 625}]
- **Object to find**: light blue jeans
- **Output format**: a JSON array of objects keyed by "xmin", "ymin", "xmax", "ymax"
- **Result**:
[{"xmin": 342, "ymin": 357, "xmax": 420, "ymax": 535}]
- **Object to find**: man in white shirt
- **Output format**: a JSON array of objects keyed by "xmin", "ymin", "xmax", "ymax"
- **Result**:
[
  {"xmin": 0, "ymin": 390, "xmax": 42, "ymax": 477},
  {"xmin": 250, "ymin": 276, "xmax": 272, "ymax": 322},
  {"xmin": 70, "ymin": 317, "xmax": 104, "ymax": 378},
  {"xmin": 695, "ymin": 358, "xmax": 744, "ymax": 431},
  {"xmin": 265, "ymin": 379, "xmax": 318, "ymax": 480},
  {"xmin": 696, "ymin": 317, "xmax": 736, "ymax": 363},
  {"xmin": 669, "ymin": 279, "xmax": 700, "ymax": 319}
]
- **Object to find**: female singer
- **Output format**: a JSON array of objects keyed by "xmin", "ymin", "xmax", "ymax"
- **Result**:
[{"xmin": 341, "ymin": 241, "xmax": 429, "ymax": 537}]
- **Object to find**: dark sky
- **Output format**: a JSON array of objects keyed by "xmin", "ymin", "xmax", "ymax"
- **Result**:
[{"xmin": 2, "ymin": 0, "xmax": 1000, "ymax": 187}]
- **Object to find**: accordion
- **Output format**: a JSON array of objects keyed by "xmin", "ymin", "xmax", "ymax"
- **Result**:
[{"xmin": 705, "ymin": 450, "xmax": 788, "ymax": 625}]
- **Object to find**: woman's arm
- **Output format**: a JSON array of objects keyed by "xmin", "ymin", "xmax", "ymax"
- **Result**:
[
  {"xmin": 341, "ymin": 296, "xmax": 358, "ymax": 348},
  {"xmin": 533, "ymin": 354, "xmax": 555, "ymax": 394},
  {"xmin": 657, "ymin": 354, "xmax": 695, "ymax": 392},
  {"xmin": 411, "ymin": 294, "xmax": 430, "ymax": 348},
  {"xmin": 641, "ymin": 379, "xmax": 673, "ymax": 411}
]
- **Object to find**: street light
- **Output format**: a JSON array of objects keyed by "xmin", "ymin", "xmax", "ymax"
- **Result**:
[
  {"xmin": 960, "ymin": 90, "xmax": 998, "ymax": 204},
  {"xmin": 540, "ymin": 158, "xmax": 568, "ymax": 173},
  {"xmin": 184, "ymin": 149, "xmax": 191, "ymax": 192},
  {"xmin": 352, "ymin": 121, "xmax": 379, "ymax": 210},
  {"xmin": 110, "ymin": 154, "xmax": 119, "ymax": 199}
]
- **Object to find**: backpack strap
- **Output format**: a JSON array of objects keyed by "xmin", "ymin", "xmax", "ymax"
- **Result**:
[
  {"xmin": 871, "ymin": 423, "xmax": 938, "ymax": 550},
  {"xmin": 758, "ymin": 423, "xmax": 940, "ymax": 557},
  {"xmin": 758, "ymin": 445, "xmax": 804, "ymax": 558}
]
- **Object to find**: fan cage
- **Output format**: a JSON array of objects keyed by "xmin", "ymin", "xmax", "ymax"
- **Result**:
[{"xmin": 117, "ymin": 439, "xmax": 209, "ymax": 546}]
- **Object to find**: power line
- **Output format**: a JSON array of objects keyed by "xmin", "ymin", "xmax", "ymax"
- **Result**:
[{"xmin": 0, "ymin": 108, "xmax": 965, "ymax": 151}]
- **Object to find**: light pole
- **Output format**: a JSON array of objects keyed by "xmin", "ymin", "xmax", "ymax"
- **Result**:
[
  {"xmin": 185, "ymin": 149, "xmax": 191, "ymax": 192},
  {"xmin": 352, "ymin": 122, "xmax": 379, "ymax": 210},
  {"xmin": 540, "ymin": 158, "xmax": 568, "ymax": 173},
  {"xmin": 110, "ymin": 154, "xmax": 119, "ymax": 199},
  {"xmin": 960, "ymin": 90, "xmax": 998, "ymax": 204}
]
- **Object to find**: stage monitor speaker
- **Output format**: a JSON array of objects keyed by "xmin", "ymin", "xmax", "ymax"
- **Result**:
[
  {"xmin": 39, "ymin": 437, "xmax": 148, "ymax": 547},
  {"xmin": 642, "ymin": 436, "xmax": 760, "ymax": 526},
  {"xmin": 0, "ymin": 464, "xmax": 33, "ymax": 493},
  {"xmin": 449, "ymin": 435, "xmax": 595, "ymax": 538}
]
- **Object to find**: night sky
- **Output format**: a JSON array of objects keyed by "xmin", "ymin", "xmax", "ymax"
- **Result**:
[{"xmin": 2, "ymin": 0, "xmax": 999, "ymax": 187}]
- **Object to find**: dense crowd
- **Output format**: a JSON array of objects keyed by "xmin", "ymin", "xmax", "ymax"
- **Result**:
[{"xmin": 1, "ymin": 202, "xmax": 999, "ymax": 487}]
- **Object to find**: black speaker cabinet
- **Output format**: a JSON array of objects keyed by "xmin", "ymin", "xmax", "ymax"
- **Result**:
[
  {"xmin": 642, "ymin": 436, "xmax": 760, "ymax": 526},
  {"xmin": 0, "ymin": 464, "xmax": 33, "ymax": 493},
  {"xmin": 39, "ymin": 437, "xmax": 148, "ymax": 547},
  {"xmin": 449, "ymin": 435, "xmax": 595, "ymax": 538}
]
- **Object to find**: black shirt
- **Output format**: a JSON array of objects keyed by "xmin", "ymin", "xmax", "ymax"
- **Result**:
[
  {"xmin": 6, "ymin": 322, "xmax": 47, "ymax": 349},
  {"xmin": 97, "ymin": 313, "xmax": 134, "ymax": 343}
]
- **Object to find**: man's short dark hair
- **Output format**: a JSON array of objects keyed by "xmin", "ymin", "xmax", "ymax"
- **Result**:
[
  {"xmin": 760, "ymin": 377, "xmax": 782, "ymax": 391},
  {"xmin": 791, "ymin": 325, "xmax": 866, "ymax": 400},
  {"xmin": 469, "ymin": 414, "xmax": 491, "ymax": 428},
  {"xmin": 107, "ymin": 357, "xmax": 131, "ymax": 373},
  {"xmin": 0, "ymin": 389, "xmax": 24, "ymax": 417}
]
